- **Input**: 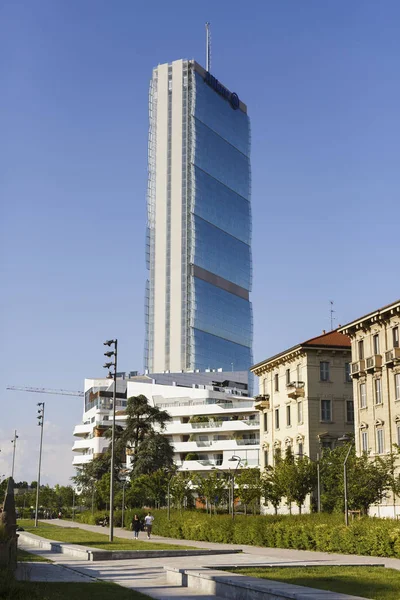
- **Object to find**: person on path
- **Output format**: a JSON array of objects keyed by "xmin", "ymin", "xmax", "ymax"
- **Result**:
[
  {"xmin": 132, "ymin": 514, "xmax": 141, "ymax": 539},
  {"xmin": 144, "ymin": 512, "xmax": 154, "ymax": 539}
]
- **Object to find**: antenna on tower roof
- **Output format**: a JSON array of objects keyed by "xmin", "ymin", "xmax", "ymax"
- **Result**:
[
  {"xmin": 330, "ymin": 300, "xmax": 336, "ymax": 331},
  {"xmin": 205, "ymin": 22, "xmax": 211, "ymax": 72}
]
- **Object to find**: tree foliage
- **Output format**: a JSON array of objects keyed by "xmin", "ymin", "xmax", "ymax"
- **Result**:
[{"xmin": 235, "ymin": 467, "xmax": 261, "ymax": 515}]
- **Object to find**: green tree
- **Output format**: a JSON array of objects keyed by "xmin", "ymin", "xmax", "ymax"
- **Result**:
[
  {"xmin": 170, "ymin": 472, "xmax": 192, "ymax": 512},
  {"xmin": 260, "ymin": 465, "xmax": 283, "ymax": 514},
  {"xmin": 235, "ymin": 467, "xmax": 261, "ymax": 515},
  {"xmin": 193, "ymin": 471, "xmax": 228, "ymax": 515},
  {"xmin": 320, "ymin": 445, "xmax": 391, "ymax": 514}
]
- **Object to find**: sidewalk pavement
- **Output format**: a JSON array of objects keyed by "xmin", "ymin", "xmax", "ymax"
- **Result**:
[
  {"xmin": 16, "ymin": 518, "xmax": 399, "ymax": 600},
  {"xmin": 48, "ymin": 518, "xmax": 400, "ymax": 571}
]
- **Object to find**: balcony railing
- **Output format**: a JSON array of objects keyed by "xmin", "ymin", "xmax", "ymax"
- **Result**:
[
  {"xmin": 366, "ymin": 355, "xmax": 382, "ymax": 371},
  {"xmin": 351, "ymin": 360, "xmax": 366, "ymax": 377},
  {"xmin": 385, "ymin": 347, "xmax": 400, "ymax": 365},
  {"xmin": 286, "ymin": 381, "xmax": 305, "ymax": 399},
  {"xmin": 191, "ymin": 421, "xmax": 223, "ymax": 429},
  {"xmin": 236, "ymin": 439, "xmax": 260, "ymax": 446},
  {"xmin": 254, "ymin": 395, "xmax": 270, "ymax": 410}
]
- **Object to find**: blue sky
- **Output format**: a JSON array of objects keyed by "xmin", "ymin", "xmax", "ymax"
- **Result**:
[{"xmin": 1, "ymin": 0, "xmax": 399, "ymax": 485}]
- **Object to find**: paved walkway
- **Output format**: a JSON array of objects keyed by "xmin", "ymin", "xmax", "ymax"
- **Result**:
[
  {"xmin": 16, "ymin": 518, "xmax": 400, "ymax": 599},
  {"xmin": 50, "ymin": 518, "xmax": 400, "ymax": 571}
]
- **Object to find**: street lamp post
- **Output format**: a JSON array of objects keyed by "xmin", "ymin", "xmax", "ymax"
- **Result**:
[
  {"xmin": 338, "ymin": 435, "xmax": 354, "ymax": 526},
  {"xmin": 316, "ymin": 453, "xmax": 321, "ymax": 513},
  {"xmin": 103, "ymin": 338, "xmax": 118, "ymax": 542},
  {"xmin": 121, "ymin": 479, "xmax": 128, "ymax": 529},
  {"xmin": 228, "ymin": 455, "xmax": 243, "ymax": 519},
  {"xmin": 35, "ymin": 403, "xmax": 45, "ymax": 527},
  {"xmin": 11, "ymin": 430, "xmax": 18, "ymax": 479}
]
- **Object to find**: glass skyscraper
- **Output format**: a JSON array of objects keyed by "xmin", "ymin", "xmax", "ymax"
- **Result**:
[{"xmin": 145, "ymin": 59, "xmax": 252, "ymax": 374}]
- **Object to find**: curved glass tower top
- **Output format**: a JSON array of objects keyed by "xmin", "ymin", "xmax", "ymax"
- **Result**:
[{"xmin": 145, "ymin": 60, "xmax": 252, "ymax": 374}]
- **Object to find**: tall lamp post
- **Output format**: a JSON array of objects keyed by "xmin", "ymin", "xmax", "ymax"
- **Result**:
[
  {"xmin": 34, "ymin": 403, "xmax": 45, "ymax": 527},
  {"xmin": 103, "ymin": 338, "xmax": 118, "ymax": 542},
  {"xmin": 338, "ymin": 435, "xmax": 354, "ymax": 526},
  {"xmin": 11, "ymin": 430, "xmax": 18, "ymax": 479},
  {"xmin": 228, "ymin": 455, "xmax": 243, "ymax": 519}
]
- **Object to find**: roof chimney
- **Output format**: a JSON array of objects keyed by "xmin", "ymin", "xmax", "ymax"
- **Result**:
[{"xmin": 322, "ymin": 329, "xmax": 326, "ymax": 334}]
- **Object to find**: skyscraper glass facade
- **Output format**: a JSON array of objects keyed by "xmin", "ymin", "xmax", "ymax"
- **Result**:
[{"xmin": 145, "ymin": 60, "xmax": 252, "ymax": 374}]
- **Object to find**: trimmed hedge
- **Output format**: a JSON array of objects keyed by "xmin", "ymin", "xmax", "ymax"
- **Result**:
[
  {"xmin": 75, "ymin": 509, "xmax": 400, "ymax": 558},
  {"xmin": 151, "ymin": 510, "xmax": 400, "ymax": 558}
]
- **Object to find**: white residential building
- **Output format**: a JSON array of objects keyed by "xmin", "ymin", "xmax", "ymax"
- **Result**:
[{"xmin": 73, "ymin": 371, "xmax": 259, "ymax": 472}]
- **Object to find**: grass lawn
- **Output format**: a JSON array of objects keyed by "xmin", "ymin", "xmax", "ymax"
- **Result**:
[
  {"xmin": 17, "ymin": 548, "xmax": 51, "ymax": 562},
  {"xmin": 18, "ymin": 520, "xmax": 195, "ymax": 551},
  {"xmin": 0, "ymin": 578, "xmax": 151, "ymax": 599},
  {"xmin": 223, "ymin": 566, "xmax": 400, "ymax": 600}
]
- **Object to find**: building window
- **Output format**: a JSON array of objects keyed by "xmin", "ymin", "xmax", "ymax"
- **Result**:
[
  {"xmin": 346, "ymin": 400, "xmax": 354, "ymax": 423},
  {"xmin": 373, "ymin": 334, "xmax": 380, "ymax": 355},
  {"xmin": 320, "ymin": 362, "xmax": 330, "ymax": 382},
  {"xmin": 264, "ymin": 451, "xmax": 269, "ymax": 466},
  {"xmin": 298, "ymin": 442, "xmax": 303, "ymax": 456},
  {"xmin": 296, "ymin": 364, "xmax": 301, "ymax": 381},
  {"xmin": 375, "ymin": 379, "xmax": 382, "ymax": 405},
  {"xmin": 361, "ymin": 431, "xmax": 368, "ymax": 453},
  {"xmin": 297, "ymin": 401, "xmax": 303, "ymax": 424},
  {"xmin": 263, "ymin": 412, "xmax": 268, "ymax": 432},
  {"xmin": 397, "ymin": 426, "xmax": 400, "ymax": 447},
  {"xmin": 360, "ymin": 383, "xmax": 367, "ymax": 408},
  {"xmin": 377, "ymin": 429, "xmax": 384, "ymax": 454},
  {"xmin": 358, "ymin": 340, "xmax": 364, "ymax": 360},
  {"xmin": 275, "ymin": 408, "xmax": 280, "ymax": 429},
  {"xmin": 321, "ymin": 399, "xmax": 332, "ymax": 422},
  {"xmin": 286, "ymin": 369, "xmax": 290, "ymax": 385},
  {"xmin": 262, "ymin": 378, "xmax": 268, "ymax": 395},
  {"xmin": 286, "ymin": 405, "xmax": 291, "ymax": 427},
  {"xmin": 393, "ymin": 326, "xmax": 399, "ymax": 348},
  {"xmin": 274, "ymin": 373, "xmax": 279, "ymax": 392},
  {"xmin": 345, "ymin": 362, "xmax": 352, "ymax": 383},
  {"xmin": 321, "ymin": 440, "xmax": 333, "ymax": 451},
  {"xmin": 396, "ymin": 374, "xmax": 400, "ymax": 401}
]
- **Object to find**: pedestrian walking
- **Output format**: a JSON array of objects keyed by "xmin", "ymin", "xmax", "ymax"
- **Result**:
[
  {"xmin": 144, "ymin": 512, "xmax": 154, "ymax": 539},
  {"xmin": 132, "ymin": 514, "xmax": 141, "ymax": 539}
]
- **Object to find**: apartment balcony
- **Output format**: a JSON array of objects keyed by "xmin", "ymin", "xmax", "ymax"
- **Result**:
[
  {"xmin": 385, "ymin": 347, "xmax": 400, "ymax": 366},
  {"xmin": 365, "ymin": 355, "xmax": 383, "ymax": 372},
  {"xmin": 72, "ymin": 439, "xmax": 91, "ymax": 453},
  {"xmin": 254, "ymin": 395, "xmax": 270, "ymax": 410},
  {"xmin": 72, "ymin": 454, "xmax": 93, "ymax": 466},
  {"xmin": 286, "ymin": 381, "xmax": 305, "ymax": 399},
  {"xmin": 73, "ymin": 423, "xmax": 92, "ymax": 437},
  {"xmin": 166, "ymin": 418, "xmax": 259, "ymax": 436},
  {"xmin": 351, "ymin": 360, "xmax": 366, "ymax": 377},
  {"xmin": 173, "ymin": 439, "xmax": 260, "ymax": 453}
]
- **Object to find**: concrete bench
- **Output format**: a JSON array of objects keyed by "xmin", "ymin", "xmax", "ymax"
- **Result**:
[{"xmin": 164, "ymin": 565, "xmax": 369, "ymax": 600}]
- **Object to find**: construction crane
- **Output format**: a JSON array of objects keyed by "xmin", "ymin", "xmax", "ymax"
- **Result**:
[{"xmin": 6, "ymin": 386, "xmax": 84, "ymax": 398}]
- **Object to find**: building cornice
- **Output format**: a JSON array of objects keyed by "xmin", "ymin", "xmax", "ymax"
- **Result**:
[{"xmin": 338, "ymin": 300, "xmax": 400, "ymax": 337}]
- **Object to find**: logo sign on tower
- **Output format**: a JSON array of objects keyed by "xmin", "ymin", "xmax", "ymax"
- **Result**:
[{"xmin": 204, "ymin": 72, "xmax": 240, "ymax": 110}]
